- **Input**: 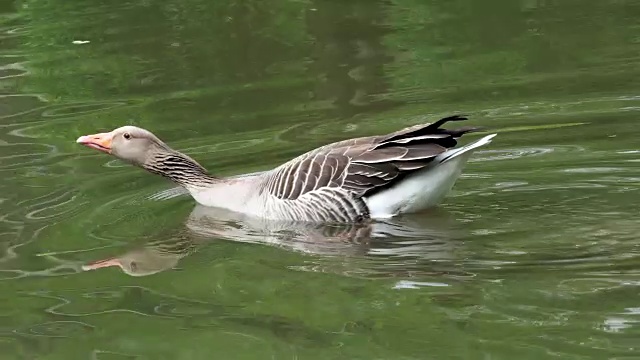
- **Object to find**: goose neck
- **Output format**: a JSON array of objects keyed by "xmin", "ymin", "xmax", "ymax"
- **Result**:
[{"xmin": 142, "ymin": 147, "xmax": 217, "ymax": 187}]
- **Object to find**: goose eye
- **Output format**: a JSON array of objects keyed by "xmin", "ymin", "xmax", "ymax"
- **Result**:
[{"xmin": 123, "ymin": 133, "xmax": 131, "ymax": 140}]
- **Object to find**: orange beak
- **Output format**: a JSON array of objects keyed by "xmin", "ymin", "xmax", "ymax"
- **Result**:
[
  {"xmin": 82, "ymin": 257, "xmax": 122, "ymax": 271},
  {"xmin": 76, "ymin": 132, "xmax": 113, "ymax": 154}
]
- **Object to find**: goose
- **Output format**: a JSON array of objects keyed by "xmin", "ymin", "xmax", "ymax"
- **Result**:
[{"xmin": 76, "ymin": 115, "xmax": 496, "ymax": 223}]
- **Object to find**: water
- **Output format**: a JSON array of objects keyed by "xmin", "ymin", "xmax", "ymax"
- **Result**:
[{"xmin": 1, "ymin": 0, "xmax": 639, "ymax": 358}]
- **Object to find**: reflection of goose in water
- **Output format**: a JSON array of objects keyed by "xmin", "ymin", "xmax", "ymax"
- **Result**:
[
  {"xmin": 82, "ymin": 236, "xmax": 196, "ymax": 277},
  {"xmin": 185, "ymin": 205, "xmax": 457, "ymax": 257},
  {"xmin": 83, "ymin": 205, "xmax": 458, "ymax": 277}
]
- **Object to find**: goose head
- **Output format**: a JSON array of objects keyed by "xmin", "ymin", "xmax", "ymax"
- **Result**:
[
  {"xmin": 76, "ymin": 125, "xmax": 167, "ymax": 166},
  {"xmin": 76, "ymin": 126, "xmax": 214, "ymax": 186}
]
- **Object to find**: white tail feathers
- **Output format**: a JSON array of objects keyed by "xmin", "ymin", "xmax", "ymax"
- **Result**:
[
  {"xmin": 365, "ymin": 133, "xmax": 497, "ymax": 218},
  {"xmin": 436, "ymin": 133, "xmax": 497, "ymax": 163}
]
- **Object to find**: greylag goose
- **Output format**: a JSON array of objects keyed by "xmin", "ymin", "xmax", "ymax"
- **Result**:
[{"xmin": 76, "ymin": 115, "xmax": 496, "ymax": 223}]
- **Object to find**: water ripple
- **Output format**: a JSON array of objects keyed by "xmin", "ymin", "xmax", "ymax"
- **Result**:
[
  {"xmin": 0, "ymin": 94, "xmax": 48, "ymax": 122},
  {"xmin": 472, "ymin": 145, "xmax": 585, "ymax": 162},
  {"xmin": 0, "ymin": 142, "xmax": 58, "ymax": 169},
  {"xmin": 13, "ymin": 320, "xmax": 94, "ymax": 338},
  {"xmin": 23, "ymin": 287, "xmax": 215, "ymax": 319},
  {"xmin": 40, "ymin": 100, "xmax": 132, "ymax": 118},
  {"xmin": 90, "ymin": 350, "xmax": 143, "ymax": 360},
  {"xmin": 5, "ymin": 188, "xmax": 86, "ymax": 224}
]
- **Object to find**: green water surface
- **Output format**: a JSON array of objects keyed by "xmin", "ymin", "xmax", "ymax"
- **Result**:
[{"xmin": 1, "ymin": 0, "xmax": 639, "ymax": 359}]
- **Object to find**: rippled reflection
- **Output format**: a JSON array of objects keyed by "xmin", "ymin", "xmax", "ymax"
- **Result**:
[
  {"xmin": 82, "ymin": 204, "xmax": 458, "ymax": 277},
  {"xmin": 82, "ymin": 236, "xmax": 195, "ymax": 277}
]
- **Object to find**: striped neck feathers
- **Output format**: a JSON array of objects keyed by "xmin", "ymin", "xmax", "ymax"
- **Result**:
[{"xmin": 142, "ymin": 144, "xmax": 217, "ymax": 187}]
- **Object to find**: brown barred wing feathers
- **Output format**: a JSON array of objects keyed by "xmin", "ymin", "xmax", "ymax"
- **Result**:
[{"xmin": 262, "ymin": 115, "xmax": 481, "ymax": 222}]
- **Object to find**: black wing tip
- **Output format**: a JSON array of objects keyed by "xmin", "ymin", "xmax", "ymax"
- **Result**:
[
  {"xmin": 439, "ymin": 114, "xmax": 469, "ymax": 122},
  {"xmin": 426, "ymin": 114, "xmax": 470, "ymax": 131},
  {"xmin": 379, "ymin": 114, "xmax": 474, "ymax": 145}
]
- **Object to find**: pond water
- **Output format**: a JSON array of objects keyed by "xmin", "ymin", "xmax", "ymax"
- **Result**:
[{"xmin": 1, "ymin": 0, "xmax": 640, "ymax": 359}]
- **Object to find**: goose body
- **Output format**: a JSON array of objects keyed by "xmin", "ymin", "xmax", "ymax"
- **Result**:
[{"xmin": 77, "ymin": 115, "xmax": 496, "ymax": 223}]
